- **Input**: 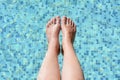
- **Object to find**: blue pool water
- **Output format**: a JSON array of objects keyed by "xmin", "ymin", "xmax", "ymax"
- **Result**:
[{"xmin": 0, "ymin": 0, "xmax": 120, "ymax": 80}]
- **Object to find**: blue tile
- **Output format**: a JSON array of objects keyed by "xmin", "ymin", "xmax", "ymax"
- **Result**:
[{"xmin": 0, "ymin": 0, "xmax": 120, "ymax": 80}]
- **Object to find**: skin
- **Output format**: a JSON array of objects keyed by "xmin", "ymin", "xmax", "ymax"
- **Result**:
[
  {"xmin": 37, "ymin": 16, "xmax": 61, "ymax": 80},
  {"xmin": 61, "ymin": 16, "xmax": 84, "ymax": 80},
  {"xmin": 37, "ymin": 16, "xmax": 84, "ymax": 80}
]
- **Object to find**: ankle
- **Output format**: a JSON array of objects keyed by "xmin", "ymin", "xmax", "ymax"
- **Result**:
[
  {"xmin": 63, "ymin": 39, "xmax": 73, "ymax": 45},
  {"xmin": 62, "ymin": 41, "xmax": 73, "ymax": 50},
  {"xmin": 62, "ymin": 42, "xmax": 75, "ymax": 56},
  {"xmin": 48, "ymin": 41, "xmax": 60, "ymax": 53},
  {"xmin": 48, "ymin": 43, "xmax": 59, "ymax": 49}
]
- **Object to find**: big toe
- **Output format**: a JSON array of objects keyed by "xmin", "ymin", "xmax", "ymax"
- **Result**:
[
  {"xmin": 62, "ymin": 16, "xmax": 67, "ymax": 26},
  {"xmin": 56, "ymin": 16, "xmax": 60, "ymax": 24},
  {"xmin": 46, "ymin": 17, "xmax": 55, "ymax": 27}
]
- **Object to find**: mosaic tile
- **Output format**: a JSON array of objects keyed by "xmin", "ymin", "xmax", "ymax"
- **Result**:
[{"xmin": 0, "ymin": 0, "xmax": 120, "ymax": 80}]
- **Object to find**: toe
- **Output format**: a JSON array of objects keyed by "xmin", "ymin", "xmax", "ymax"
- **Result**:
[
  {"xmin": 56, "ymin": 16, "xmax": 60, "ymax": 24},
  {"xmin": 69, "ymin": 19, "xmax": 73, "ymax": 26},
  {"xmin": 46, "ymin": 20, "xmax": 51, "ymax": 27},
  {"xmin": 62, "ymin": 16, "xmax": 67, "ymax": 25},
  {"xmin": 50, "ymin": 18, "xmax": 53, "ymax": 23},
  {"xmin": 70, "ymin": 19, "xmax": 72, "ymax": 25},
  {"xmin": 53, "ymin": 17, "xmax": 56, "ymax": 24},
  {"xmin": 67, "ymin": 18, "xmax": 73, "ymax": 26},
  {"xmin": 49, "ymin": 18, "xmax": 53, "ymax": 25},
  {"xmin": 73, "ymin": 23, "xmax": 76, "ymax": 32},
  {"xmin": 72, "ymin": 21, "xmax": 74, "ymax": 27},
  {"xmin": 68, "ymin": 18, "xmax": 71, "ymax": 25},
  {"xmin": 66, "ymin": 18, "xmax": 69, "ymax": 24},
  {"xmin": 46, "ymin": 23, "xmax": 49, "ymax": 28}
]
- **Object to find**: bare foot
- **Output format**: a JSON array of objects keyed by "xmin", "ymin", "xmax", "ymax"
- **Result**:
[
  {"xmin": 61, "ymin": 16, "xmax": 76, "ymax": 54},
  {"xmin": 46, "ymin": 16, "xmax": 61, "ymax": 54}
]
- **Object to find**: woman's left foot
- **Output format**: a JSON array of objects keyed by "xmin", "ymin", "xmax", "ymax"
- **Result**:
[{"xmin": 46, "ymin": 16, "xmax": 61, "ymax": 54}]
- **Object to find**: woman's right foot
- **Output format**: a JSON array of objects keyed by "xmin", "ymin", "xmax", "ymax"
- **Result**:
[{"xmin": 61, "ymin": 16, "xmax": 76, "ymax": 53}]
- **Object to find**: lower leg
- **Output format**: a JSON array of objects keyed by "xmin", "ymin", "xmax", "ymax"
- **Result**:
[
  {"xmin": 37, "ymin": 41, "xmax": 60, "ymax": 80},
  {"xmin": 62, "ymin": 42, "xmax": 84, "ymax": 80},
  {"xmin": 37, "ymin": 16, "xmax": 61, "ymax": 80},
  {"xmin": 61, "ymin": 16, "xmax": 84, "ymax": 80}
]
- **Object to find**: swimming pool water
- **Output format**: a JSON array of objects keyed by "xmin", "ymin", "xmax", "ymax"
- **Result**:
[{"xmin": 0, "ymin": 0, "xmax": 120, "ymax": 80}]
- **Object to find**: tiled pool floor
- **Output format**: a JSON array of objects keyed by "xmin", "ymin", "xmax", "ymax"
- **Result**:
[{"xmin": 0, "ymin": 0, "xmax": 120, "ymax": 80}]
